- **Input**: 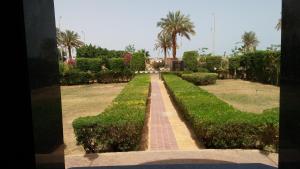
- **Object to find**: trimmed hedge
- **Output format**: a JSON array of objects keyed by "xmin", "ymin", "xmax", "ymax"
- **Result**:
[
  {"xmin": 109, "ymin": 58, "xmax": 126, "ymax": 71},
  {"xmin": 60, "ymin": 68, "xmax": 134, "ymax": 85},
  {"xmin": 60, "ymin": 69, "xmax": 94, "ymax": 85},
  {"xmin": 95, "ymin": 70, "xmax": 134, "ymax": 83},
  {"xmin": 76, "ymin": 58, "xmax": 103, "ymax": 72},
  {"xmin": 239, "ymin": 51, "xmax": 280, "ymax": 85},
  {"xmin": 181, "ymin": 73, "xmax": 218, "ymax": 85},
  {"xmin": 162, "ymin": 74, "xmax": 279, "ymax": 151},
  {"xmin": 73, "ymin": 74, "xmax": 150, "ymax": 153}
]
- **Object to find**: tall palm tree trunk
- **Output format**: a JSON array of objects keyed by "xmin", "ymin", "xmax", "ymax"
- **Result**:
[
  {"xmin": 68, "ymin": 46, "xmax": 72, "ymax": 60},
  {"xmin": 163, "ymin": 47, "xmax": 167, "ymax": 67},
  {"xmin": 163, "ymin": 47, "xmax": 167, "ymax": 62},
  {"xmin": 172, "ymin": 34, "xmax": 177, "ymax": 59}
]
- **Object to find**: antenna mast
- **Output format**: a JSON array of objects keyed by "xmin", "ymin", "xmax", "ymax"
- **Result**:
[{"xmin": 212, "ymin": 13, "xmax": 216, "ymax": 55}]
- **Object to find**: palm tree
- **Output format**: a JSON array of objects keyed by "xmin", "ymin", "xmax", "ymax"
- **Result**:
[
  {"xmin": 138, "ymin": 49, "xmax": 150, "ymax": 58},
  {"xmin": 56, "ymin": 28, "xmax": 64, "ymax": 59},
  {"xmin": 275, "ymin": 18, "xmax": 281, "ymax": 31},
  {"xmin": 154, "ymin": 33, "xmax": 172, "ymax": 62},
  {"xmin": 241, "ymin": 31, "xmax": 259, "ymax": 53},
  {"xmin": 59, "ymin": 30, "xmax": 84, "ymax": 60},
  {"xmin": 157, "ymin": 11, "xmax": 196, "ymax": 59}
]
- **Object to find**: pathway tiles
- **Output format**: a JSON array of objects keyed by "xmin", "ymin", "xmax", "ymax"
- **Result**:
[{"xmin": 149, "ymin": 74, "xmax": 202, "ymax": 151}]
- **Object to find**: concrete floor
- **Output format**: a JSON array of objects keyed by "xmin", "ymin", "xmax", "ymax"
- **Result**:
[{"xmin": 65, "ymin": 150, "xmax": 278, "ymax": 169}]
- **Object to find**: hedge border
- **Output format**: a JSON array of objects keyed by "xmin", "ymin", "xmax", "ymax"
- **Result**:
[
  {"xmin": 72, "ymin": 74, "xmax": 150, "ymax": 153},
  {"xmin": 162, "ymin": 74, "xmax": 279, "ymax": 151}
]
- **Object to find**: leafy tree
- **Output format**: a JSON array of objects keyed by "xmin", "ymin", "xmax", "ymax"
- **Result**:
[
  {"xmin": 267, "ymin": 44, "xmax": 281, "ymax": 52},
  {"xmin": 205, "ymin": 56, "xmax": 223, "ymax": 72},
  {"xmin": 182, "ymin": 51, "xmax": 199, "ymax": 72},
  {"xmin": 125, "ymin": 44, "xmax": 136, "ymax": 53},
  {"xmin": 130, "ymin": 52, "xmax": 146, "ymax": 71},
  {"xmin": 77, "ymin": 44, "xmax": 99, "ymax": 58},
  {"xmin": 138, "ymin": 49, "xmax": 150, "ymax": 58},
  {"xmin": 157, "ymin": 11, "xmax": 196, "ymax": 59},
  {"xmin": 229, "ymin": 56, "xmax": 241, "ymax": 78}
]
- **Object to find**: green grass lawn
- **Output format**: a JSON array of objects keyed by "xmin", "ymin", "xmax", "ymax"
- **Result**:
[
  {"xmin": 200, "ymin": 79, "xmax": 279, "ymax": 113},
  {"xmin": 61, "ymin": 83, "xmax": 126, "ymax": 155}
]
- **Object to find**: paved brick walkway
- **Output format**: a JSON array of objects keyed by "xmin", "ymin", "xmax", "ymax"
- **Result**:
[
  {"xmin": 149, "ymin": 81, "xmax": 178, "ymax": 150},
  {"xmin": 149, "ymin": 74, "xmax": 201, "ymax": 151}
]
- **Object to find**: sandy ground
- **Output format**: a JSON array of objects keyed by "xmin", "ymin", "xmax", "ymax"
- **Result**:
[
  {"xmin": 200, "ymin": 79, "xmax": 279, "ymax": 113},
  {"xmin": 61, "ymin": 83, "xmax": 126, "ymax": 155}
]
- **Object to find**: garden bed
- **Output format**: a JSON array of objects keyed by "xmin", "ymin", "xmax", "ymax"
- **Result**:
[
  {"xmin": 72, "ymin": 74, "xmax": 150, "ymax": 153},
  {"xmin": 162, "ymin": 74, "xmax": 279, "ymax": 151}
]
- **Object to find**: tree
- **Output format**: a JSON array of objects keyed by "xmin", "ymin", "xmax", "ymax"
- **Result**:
[
  {"xmin": 125, "ymin": 44, "xmax": 135, "ymax": 53},
  {"xmin": 275, "ymin": 18, "xmax": 281, "ymax": 31},
  {"xmin": 154, "ymin": 33, "xmax": 172, "ymax": 62},
  {"xmin": 182, "ymin": 51, "xmax": 199, "ymax": 72},
  {"xmin": 241, "ymin": 31, "xmax": 259, "ymax": 53},
  {"xmin": 157, "ymin": 11, "xmax": 196, "ymax": 59},
  {"xmin": 59, "ymin": 30, "xmax": 84, "ymax": 60},
  {"xmin": 56, "ymin": 27, "xmax": 65, "ymax": 60},
  {"xmin": 138, "ymin": 49, "xmax": 150, "ymax": 58},
  {"xmin": 130, "ymin": 52, "xmax": 146, "ymax": 71},
  {"xmin": 76, "ymin": 44, "xmax": 99, "ymax": 58}
]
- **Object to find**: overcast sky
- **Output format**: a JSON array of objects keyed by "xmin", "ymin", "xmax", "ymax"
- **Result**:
[{"xmin": 54, "ymin": 0, "xmax": 281, "ymax": 58}]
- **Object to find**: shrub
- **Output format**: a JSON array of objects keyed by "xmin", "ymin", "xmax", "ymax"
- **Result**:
[
  {"xmin": 171, "ymin": 71, "xmax": 193, "ymax": 77},
  {"xmin": 182, "ymin": 51, "xmax": 199, "ymax": 72},
  {"xmin": 77, "ymin": 44, "xmax": 124, "ymax": 59},
  {"xmin": 162, "ymin": 74, "xmax": 279, "ymax": 150},
  {"xmin": 109, "ymin": 58, "xmax": 125, "ymax": 71},
  {"xmin": 61, "ymin": 69, "xmax": 94, "ymax": 85},
  {"xmin": 197, "ymin": 67, "xmax": 209, "ymax": 72},
  {"xmin": 239, "ymin": 50, "xmax": 280, "ymax": 85},
  {"xmin": 95, "ymin": 70, "xmax": 134, "ymax": 83},
  {"xmin": 73, "ymin": 74, "xmax": 150, "ymax": 153},
  {"xmin": 76, "ymin": 58, "xmax": 103, "ymax": 72},
  {"xmin": 130, "ymin": 52, "xmax": 146, "ymax": 71},
  {"xmin": 228, "ymin": 56, "xmax": 241, "ymax": 78},
  {"xmin": 205, "ymin": 56, "xmax": 223, "ymax": 72},
  {"xmin": 181, "ymin": 73, "xmax": 217, "ymax": 85},
  {"xmin": 123, "ymin": 52, "xmax": 132, "ymax": 66},
  {"xmin": 77, "ymin": 44, "xmax": 99, "ymax": 58}
]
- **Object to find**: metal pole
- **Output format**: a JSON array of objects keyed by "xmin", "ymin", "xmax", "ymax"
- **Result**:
[
  {"xmin": 212, "ymin": 13, "xmax": 216, "ymax": 55},
  {"xmin": 81, "ymin": 30, "xmax": 85, "ymax": 43}
]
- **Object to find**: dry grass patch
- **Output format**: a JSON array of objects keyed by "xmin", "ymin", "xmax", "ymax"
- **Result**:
[
  {"xmin": 200, "ymin": 79, "xmax": 279, "ymax": 113},
  {"xmin": 61, "ymin": 83, "xmax": 126, "ymax": 155}
]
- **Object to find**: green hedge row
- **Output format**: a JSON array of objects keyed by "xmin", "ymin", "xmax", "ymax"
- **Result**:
[
  {"xmin": 181, "ymin": 73, "xmax": 218, "ymax": 85},
  {"xmin": 60, "ymin": 69, "xmax": 134, "ymax": 85},
  {"xmin": 162, "ymin": 74, "xmax": 279, "ymax": 151},
  {"xmin": 73, "ymin": 74, "xmax": 150, "ymax": 153},
  {"xmin": 76, "ymin": 58, "xmax": 103, "ymax": 72},
  {"xmin": 229, "ymin": 50, "xmax": 280, "ymax": 85}
]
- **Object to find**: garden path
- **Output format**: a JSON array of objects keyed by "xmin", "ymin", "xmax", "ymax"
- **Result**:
[{"xmin": 148, "ymin": 74, "xmax": 202, "ymax": 150}]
